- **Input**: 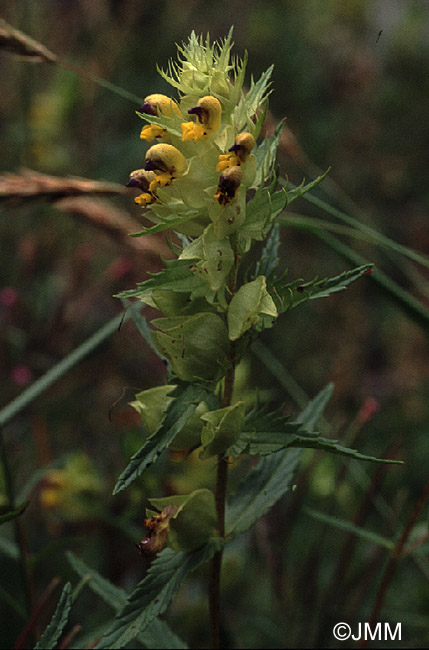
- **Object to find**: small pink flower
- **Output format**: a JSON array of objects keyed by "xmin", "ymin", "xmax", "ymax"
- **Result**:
[
  {"xmin": 11, "ymin": 365, "xmax": 33, "ymax": 386},
  {"xmin": 357, "ymin": 397, "xmax": 380, "ymax": 424},
  {"xmin": 0, "ymin": 287, "xmax": 19, "ymax": 307}
]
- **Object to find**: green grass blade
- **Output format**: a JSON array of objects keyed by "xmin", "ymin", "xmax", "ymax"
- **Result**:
[
  {"xmin": 304, "ymin": 507, "xmax": 395, "ymax": 550},
  {"xmin": 297, "ymin": 187, "xmax": 429, "ymax": 271},
  {"xmin": 0, "ymin": 312, "xmax": 127, "ymax": 429}
]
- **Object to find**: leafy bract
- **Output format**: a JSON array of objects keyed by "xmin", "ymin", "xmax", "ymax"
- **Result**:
[
  {"xmin": 227, "ymin": 276, "xmax": 277, "ymax": 341},
  {"xmin": 130, "ymin": 385, "xmax": 176, "ymax": 436},
  {"xmin": 284, "ymin": 169, "xmax": 330, "ymax": 205},
  {"xmin": 34, "ymin": 583, "xmax": 72, "ymax": 650},
  {"xmin": 200, "ymin": 401, "xmax": 246, "ymax": 458},
  {"xmin": 67, "ymin": 552, "xmax": 187, "ymax": 649},
  {"xmin": 149, "ymin": 489, "xmax": 217, "ymax": 552},
  {"xmin": 95, "ymin": 541, "xmax": 221, "ymax": 649},
  {"xmin": 115, "ymin": 259, "xmax": 206, "ymax": 300},
  {"xmin": 228, "ymin": 383, "xmax": 401, "ymax": 464},
  {"xmin": 272, "ymin": 264, "xmax": 373, "ymax": 314},
  {"xmin": 113, "ymin": 383, "xmax": 211, "ymax": 495}
]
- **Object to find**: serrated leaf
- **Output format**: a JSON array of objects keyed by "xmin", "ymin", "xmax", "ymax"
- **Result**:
[
  {"xmin": 67, "ymin": 552, "xmax": 187, "ymax": 649},
  {"xmin": 34, "ymin": 583, "xmax": 72, "ymax": 650},
  {"xmin": 224, "ymin": 384, "xmax": 339, "ymax": 538},
  {"xmin": 113, "ymin": 383, "xmax": 211, "ymax": 494},
  {"xmin": 115, "ymin": 259, "xmax": 206, "ymax": 300},
  {"xmin": 234, "ymin": 429, "xmax": 403, "ymax": 463},
  {"xmin": 225, "ymin": 449, "xmax": 301, "ymax": 539},
  {"xmin": 0, "ymin": 501, "xmax": 28, "ymax": 526},
  {"xmin": 273, "ymin": 264, "xmax": 373, "ymax": 313},
  {"xmin": 251, "ymin": 119, "xmax": 285, "ymax": 190},
  {"xmin": 254, "ymin": 225, "xmax": 281, "ymax": 280},
  {"xmin": 285, "ymin": 168, "xmax": 330, "ymax": 205},
  {"xmin": 95, "ymin": 541, "xmax": 220, "ymax": 649}
]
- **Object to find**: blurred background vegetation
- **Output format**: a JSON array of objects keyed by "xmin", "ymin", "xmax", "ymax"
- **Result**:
[{"xmin": 1, "ymin": 1, "xmax": 428, "ymax": 648}]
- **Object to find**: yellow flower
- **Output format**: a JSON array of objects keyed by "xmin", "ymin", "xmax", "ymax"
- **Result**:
[
  {"xmin": 216, "ymin": 132, "xmax": 255, "ymax": 171},
  {"xmin": 145, "ymin": 143, "xmax": 187, "ymax": 177},
  {"xmin": 181, "ymin": 95, "xmax": 222, "ymax": 142},
  {"xmin": 139, "ymin": 94, "xmax": 182, "ymax": 118},
  {"xmin": 140, "ymin": 124, "xmax": 167, "ymax": 141},
  {"xmin": 40, "ymin": 470, "xmax": 68, "ymax": 509},
  {"xmin": 139, "ymin": 95, "xmax": 183, "ymax": 142},
  {"xmin": 214, "ymin": 165, "xmax": 243, "ymax": 205},
  {"xmin": 127, "ymin": 169, "xmax": 157, "ymax": 205}
]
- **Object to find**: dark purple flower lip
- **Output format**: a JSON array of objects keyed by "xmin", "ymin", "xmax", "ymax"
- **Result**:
[
  {"xmin": 138, "ymin": 102, "xmax": 157, "ymax": 115},
  {"xmin": 145, "ymin": 160, "xmax": 158, "ymax": 171},
  {"xmin": 228, "ymin": 143, "xmax": 241, "ymax": 152},
  {"xmin": 188, "ymin": 105, "xmax": 204, "ymax": 122},
  {"xmin": 126, "ymin": 178, "xmax": 141, "ymax": 188}
]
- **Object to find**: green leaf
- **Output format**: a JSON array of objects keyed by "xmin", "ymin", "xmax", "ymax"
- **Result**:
[
  {"xmin": 34, "ymin": 583, "xmax": 72, "ymax": 650},
  {"xmin": 225, "ymin": 383, "xmax": 338, "ymax": 538},
  {"xmin": 67, "ymin": 552, "xmax": 187, "ymax": 649},
  {"xmin": 113, "ymin": 383, "xmax": 211, "ymax": 494},
  {"xmin": 254, "ymin": 225, "xmax": 281, "ymax": 280},
  {"xmin": 227, "ymin": 276, "xmax": 277, "ymax": 341},
  {"xmin": 0, "ymin": 501, "xmax": 28, "ymax": 526},
  {"xmin": 303, "ymin": 508, "xmax": 395, "ymax": 550},
  {"xmin": 285, "ymin": 169, "xmax": 330, "ymax": 205},
  {"xmin": 149, "ymin": 489, "xmax": 217, "ymax": 552},
  {"xmin": 225, "ymin": 449, "xmax": 301, "ymax": 539},
  {"xmin": 234, "ymin": 429, "xmax": 403, "ymax": 464},
  {"xmin": 252, "ymin": 119, "xmax": 285, "ymax": 190},
  {"xmin": 200, "ymin": 402, "xmax": 246, "ymax": 458},
  {"xmin": 115, "ymin": 259, "xmax": 206, "ymax": 300},
  {"xmin": 300, "ymin": 228, "xmax": 429, "ymax": 335},
  {"xmin": 95, "ymin": 541, "xmax": 221, "ymax": 649},
  {"xmin": 273, "ymin": 264, "xmax": 373, "ymax": 313}
]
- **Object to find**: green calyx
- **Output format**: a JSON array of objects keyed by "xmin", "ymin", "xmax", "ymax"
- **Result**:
[
  {"xmin": 148, "ymin": 489, "xmax": 217, "ymax": 552},
  {"xmin": 151, "ymin": 312, "xmax": 230, "ymax": 382}
]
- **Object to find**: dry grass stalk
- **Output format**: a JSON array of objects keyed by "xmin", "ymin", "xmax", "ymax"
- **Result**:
[
  {"xmin": 0, "ymin": 18, "xmax": 57, "ymax": 63},
  {"xmin": 0, "ymin": 169, "xmax": 126, "ymax": 203},
  {"xmin": 55, "ymin": 196, "xmax": 171, "ymax": 261}
]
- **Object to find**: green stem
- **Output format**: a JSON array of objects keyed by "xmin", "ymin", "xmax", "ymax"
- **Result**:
[{"xmin": 209, "ymin": 237, "xmax": 239, "ymax": 649}]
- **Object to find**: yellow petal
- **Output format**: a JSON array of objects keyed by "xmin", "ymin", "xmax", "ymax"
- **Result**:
[
  {"xmin": 140, "ymin": 124, "xmax": 166, "ymax": 141},
  {"xmin": 135, "ymin": 192, "xmax": 154, "ymax": 206}
]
